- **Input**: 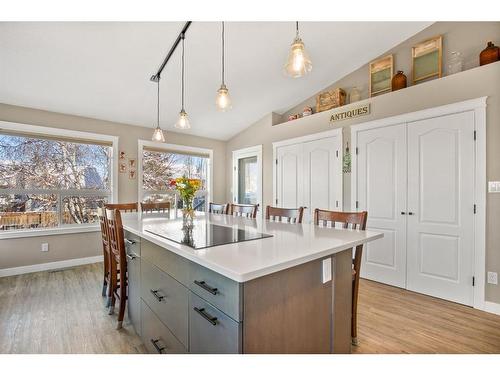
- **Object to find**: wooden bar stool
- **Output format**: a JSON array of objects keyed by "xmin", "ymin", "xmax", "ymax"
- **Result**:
[
  {"xmin": 105, "ymin": 207, "xmax": 128, "ymax": 329},
  {"xmin": 209, "ymin": 202, "xmax": 229, "ymax": 214},
  {"xmin": 104, "ymin": 202, "xmax": 138, "ymax": 212},
  {"xmin": 141, "ymin": 202, "xmax": 170, "ymax": 214},
  {"xmin": 229, "ymin": 203, "xmax": 259, "ymax": 219},
  {"xmin": 265, "ymin": 206, "xmax": 304, "ymax": 224},
  {"xmin": 313, "ymin": 209, "xmax": 368, "ymax": 346},
  {"xmin": 98, "ymin": 211, "xmax": 111, "ymax": 306}
]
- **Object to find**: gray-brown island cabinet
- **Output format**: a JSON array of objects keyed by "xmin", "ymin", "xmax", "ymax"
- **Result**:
[{"xmin": 123, "ymin": 214, "xmax": 382, "ymax": 354}]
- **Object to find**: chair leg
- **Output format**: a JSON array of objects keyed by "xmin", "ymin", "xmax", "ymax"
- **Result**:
[
  {"xmin": 351, "ymin": 280, "xmax": 359, "ymax": 346},
  {"xmin": 102, "ymin": 277, "xmax": 108, "ymax": 297},
  {"xmin": 116, "ymin": 284, "xmax": 127, "ymax": 329}
]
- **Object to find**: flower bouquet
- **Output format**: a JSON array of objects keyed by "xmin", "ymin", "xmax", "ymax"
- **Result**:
[{"xmin": 169, "ymin": 176, "xmax": 202, "ymax": 228}]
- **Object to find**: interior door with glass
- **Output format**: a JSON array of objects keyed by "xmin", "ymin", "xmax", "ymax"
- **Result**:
[{"xmin": 232, "ymin": 146, "xmax": 262, "ymax": 213}]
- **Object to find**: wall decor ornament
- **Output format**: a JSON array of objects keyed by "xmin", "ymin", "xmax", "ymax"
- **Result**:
[
  {"xmin": 391, "ymin": 70, "xmax": 407, "ymax": 91},
  {"xmin": 128, "ymin": 159, "xmax": 136, "ymax": 168},
  {"xmin": 330, "ymin": 104, "xmax": 370, "ymax": 123},
  {"xmin": 447, "ymin": 51, "xmax": 463, "ymax": 75},
  {"xmin": 129, "ymin": 169, "xmax": 136, "ymax": 180},
  {"xmin": 412, "ymin": 35, "xmax": 442, "ymax": 84},
  {"xmin": 119, "ymin": 162, "xmax": 127, "ymax": 173},
  {"xmin": 369, "ymin": 54, "xmax": 393, "ymax": 97},
  {"xmin": 479, "ymin": 41, "xmax": 499, "ymax": 66},
  {"xmin": 343, "ymin": 142, "xmax": 351, "ymax": 174},
  {"xmin": 316, "ymin": 88, "xmax": 346, "ymax": 113},
  {"xmin": 302, "ymin": 106, "xmax": 313, "ymax": 117}
]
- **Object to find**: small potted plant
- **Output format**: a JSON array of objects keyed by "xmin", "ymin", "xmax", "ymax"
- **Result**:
[{"xmin": 169, "ymin": 176, "xmax": 202, "ymax": 229}]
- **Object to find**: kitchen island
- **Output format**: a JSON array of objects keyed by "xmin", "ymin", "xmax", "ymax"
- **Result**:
[{"xmin": 122, "ymin": 213, "xmax": 382, "ymax": 354}]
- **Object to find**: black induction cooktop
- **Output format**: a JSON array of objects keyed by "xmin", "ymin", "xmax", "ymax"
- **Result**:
[{"xmin": 146, "ymin": 223, "xmax": 272, "ymax": 250}]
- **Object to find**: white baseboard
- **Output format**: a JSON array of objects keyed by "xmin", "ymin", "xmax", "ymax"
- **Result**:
[
  {"xmin": 0, "ymin": 255, "xmax": 103, "ymax": 277},
  {"xmin": 483, "ymin": 301, "xmax": 500, "ymax": 316}
]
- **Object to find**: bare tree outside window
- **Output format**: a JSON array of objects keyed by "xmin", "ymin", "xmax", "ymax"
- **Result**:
[{"xmin": 0, "ymin": 133, "xmax": 112, "ymax": 231}]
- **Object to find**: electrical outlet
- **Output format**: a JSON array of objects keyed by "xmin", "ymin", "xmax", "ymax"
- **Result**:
[
  {"xmin": 487, "ymin": 272, "xmax": 498, "ymax": 285},
  {"xmin": 322, "ymin": 258, "xmax": 332, "ymax": 283},
  {"xmin": 41, "ymin": 243, "xmax": 49, "ymax": 252}
]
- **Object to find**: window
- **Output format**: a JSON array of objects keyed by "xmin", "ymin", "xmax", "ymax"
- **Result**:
[
  {"xmin": 232, "ymin": 145, "xmax": 262, "ymax": 211},
  {"xmin": 0, "ymin": 126, "xmax": 115, "ymax": 232},
  {"xmin": 140, "ymin": 142, "xmax": 211, "ymax": 215}
]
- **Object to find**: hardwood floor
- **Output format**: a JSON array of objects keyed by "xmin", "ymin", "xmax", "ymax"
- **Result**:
[
  {"xmin": 353, "ymin": 279, "xmax": 500, "ymax": 354},
  {"xmin": 1, "ymin": 263, "xmax": 499, "ymax": 354},
  {"xmin": 0, "ymin": 263, "xmax": 146, "ymax": 354}
]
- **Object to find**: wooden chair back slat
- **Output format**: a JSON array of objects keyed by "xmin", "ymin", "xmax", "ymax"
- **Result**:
[
  {"xmin": 104, "ymin": 202, "xmax": 138, "ymax": 213},
  {"xmin": 141, "ymin": 202, "xmax": 171, "ymax": 214},
  {"xmin": 209, "ymin": 202, "xmax": 229, "ymax": 214},
  {"xmin": 265, "ymin": 206, "xmax": 304, "ymax": 224},
  {"xmin": 229, "ymin": 203, "xmax": 259, "ymax": 219}
]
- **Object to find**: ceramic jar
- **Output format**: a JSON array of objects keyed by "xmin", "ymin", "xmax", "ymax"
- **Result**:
[
  {"xmin": 391, "ymin": 71, "xmax": 407, "ymax": 91},
  {"xmin": 349, "ymin": 87, "xmax": 361, "ymax": 103},
  {"xmin": 479, "ymin": 41, "xmax": 499, "ymax": 66}
]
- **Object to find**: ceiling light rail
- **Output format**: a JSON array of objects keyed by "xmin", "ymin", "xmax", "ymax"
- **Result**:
[{"xmin": 150, "ymin": 21, "xmax": 192, "ymax": 82}]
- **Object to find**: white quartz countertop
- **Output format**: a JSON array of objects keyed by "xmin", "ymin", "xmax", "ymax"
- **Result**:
[{"xmin": 122, "ymin": 213, "xmax": 383, "ymax": 283}]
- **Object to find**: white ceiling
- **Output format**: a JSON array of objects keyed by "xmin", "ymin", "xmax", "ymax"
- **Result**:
[{"xmin": 0, "ymin": 22, "xmax": 432, "ymax": 140}]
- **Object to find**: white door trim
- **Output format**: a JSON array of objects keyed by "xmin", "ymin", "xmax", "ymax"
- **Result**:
[
  {"xmin": 351, "ymin": 97, "xmax": 487, "ymax": 311},
  {"xmin": 272, "ymin": 128, "xmax": 343, "ymax": 208},
  {"xmin": 232, "ymin": 145, "xmax": 263, "ymax": 214}
]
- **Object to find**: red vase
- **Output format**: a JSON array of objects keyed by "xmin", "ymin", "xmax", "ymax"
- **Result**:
[{"xmin": 480, "ymin": 41, "xmax": 499, "ymax": 66}]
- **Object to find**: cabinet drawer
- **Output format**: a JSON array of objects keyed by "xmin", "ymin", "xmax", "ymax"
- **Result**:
[
  {"xmin": 141, "ymin": 258, "xmax": 189, "ymax": 347},
  {"xmin": 141, "ymin": 240, "xmax": 189, "ymax": 285},
  {"xmin": 124, "ymin": 231, "xmax": 141, "ymax": 256},
  {"xmin": 189, "ymin": 262, "xmax": 242, "ymax": 321},
  {"xmin": 189, "ymin": 292, "xmax": 241, "ymax": 354},
  {"xmin": 141, "ymin": 301, "xmax": 187, "ymax": 354}
]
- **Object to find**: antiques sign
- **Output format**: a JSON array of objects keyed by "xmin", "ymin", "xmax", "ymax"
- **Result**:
[{"xmin": 330, "ymin": 104, "xmax": 370, "ymax": 123}]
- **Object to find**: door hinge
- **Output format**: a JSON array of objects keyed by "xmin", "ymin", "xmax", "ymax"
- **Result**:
[
  {"xmin": 474, "ymin": 204, "xmax": 477, "ymax": 214},
  {"xmin": 336, "ymin": 150, "xmax": 339, "ymax": 158},
  {"xmin": 472, "ymin": 276, "xmax": 475, "ymax": 286},
  {"xmin": 275, "ymin": 159, "xmax": 278, "ymax": 165},
  {"xmin": 474, "ymin": 130, "xmax": 477, "ymax": 141},
  {"xmin": 275, "ymin": 198, "xmax": 278, "ymax": 205},
  {"xmin": 355, "ymin": 201, "xmax": 359, "ymax": 209},
  {"xmin": 336, "ymin": 200, "xmax": 339, "ymax": 208},
  {"xmin": 355, "ymin": 147, "xmax": 359, "ymax": 155}
]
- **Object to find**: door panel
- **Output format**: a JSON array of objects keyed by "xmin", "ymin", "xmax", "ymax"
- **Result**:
[
  {"xmin": 276, "ymin": 143, "xmax": 303, "ymax": 209},
  {"xmin": 357, "ymin": 123, "xmax": 407, "ymax": 288},
  {"xmin": 407, "ymin": 111, "xmax": 474, "ymax": 306},
  {"xmin": 302, "ymin": 137, "xmax": 342, "ymax": 223}
]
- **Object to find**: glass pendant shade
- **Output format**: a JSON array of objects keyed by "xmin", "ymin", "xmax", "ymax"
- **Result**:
[
  {"xmin": 175, "ymin": 109, "xmax": 191, "ymax": 130},
  {"xmin": 152, "ymin": 126, "xmax": 165, "ymax": 142},
  {"xmin": 284, "ymin": 37, "xmax": 312, "ymax": 78},
  {"xmin": 215, "ymin": 84, "xmax": 232, "ymax": 112}
]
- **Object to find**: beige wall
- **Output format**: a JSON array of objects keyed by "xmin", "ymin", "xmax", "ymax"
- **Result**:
[
  {"xmin": 226, "ymin": 22, "xmax": 500, "ymax": 303},
  {"xmin": 0, "ymin": 103, "xmax": 226, "ymax": 269}
]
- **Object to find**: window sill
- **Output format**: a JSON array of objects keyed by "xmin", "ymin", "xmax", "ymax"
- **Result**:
[{"xmin": 0, "ymin": 225, "xmax": 100, "ymax": 240}]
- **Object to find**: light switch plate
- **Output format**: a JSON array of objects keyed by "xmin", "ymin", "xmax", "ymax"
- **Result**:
[
  {"xmin": 487, "ymin": 272, "xmax": 498, "ymax": 285},
  {"xmin": 322, "ymin": 258, "xmax": 332, "ymax": 283},
  {"xmin": 488, "ymin": 181, "xmax": 500, "ymax": 193},
  {"xmin": 41, "ymin": 243, "xmax": 49, "ymax": 252}
]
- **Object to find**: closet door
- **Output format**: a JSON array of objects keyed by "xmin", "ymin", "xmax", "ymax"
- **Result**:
[
  {"xmin": 302, "ymin": 136, "xmax": 342, "ymax": 223},
  {"xmin": 276, "ymin": 143, "xmax": 304, "ymax": 209},
  {"xmin": 406, "ymin": 111, "xmax": 475, "ymax": 306},
  {"xmin": 356, "ymin": 123, "xmax": 407, "ymax": 288}
]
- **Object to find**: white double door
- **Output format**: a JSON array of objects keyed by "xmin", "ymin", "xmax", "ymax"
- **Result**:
[
  {"xmin": 355, "ymin": 111, "xmax": 475, "ymax": 305},
  {"xmin": 275, "ymin": 132, "xmax": 343, "ymax": 223}
]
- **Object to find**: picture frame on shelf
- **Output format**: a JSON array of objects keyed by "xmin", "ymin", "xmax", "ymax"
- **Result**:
[
  {"xmin": 412, "ymin": 35, "xmax": 442, "ymax": 84},
  {"xmin": 369, "ymin": 54, "xmax": 393, "ymax": 97}
]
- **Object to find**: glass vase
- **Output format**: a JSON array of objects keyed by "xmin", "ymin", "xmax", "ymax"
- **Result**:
[{"xmin": 182, "ymin": 198, "xmax": 195, "ymax": 229}]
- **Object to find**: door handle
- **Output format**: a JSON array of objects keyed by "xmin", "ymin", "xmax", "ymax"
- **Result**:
[
  {"xmin": 408, "ymin": 212, "xmax": 415, "ymax": 216},
  {"xmin": 124, "ymin": 238, "xmax": 136, "ymax": 245},
  {"xmin": 150, "ymin": 289, "xmax": 165, "ymax": 302},
  {"xmin": 401, "ymin": 212, "xmax": 406, "ymax": 215},
  {"xmin": 126, "ymin": 253, "xmax": 138, "ymax": 260},
  {"xmin": 194, "ymin": 280, "xmax": 218, "ymax": 295}
]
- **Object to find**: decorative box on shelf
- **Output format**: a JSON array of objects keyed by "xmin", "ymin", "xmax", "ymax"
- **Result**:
[{"xmin": 316, "ymin": 88, "xmax": 347, "ymax": 113}]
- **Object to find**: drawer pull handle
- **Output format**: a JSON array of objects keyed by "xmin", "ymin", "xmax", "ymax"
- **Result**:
[
  {"xmin": 194, "ymin": 307, "xmax": 218, "ymax": 326},
  {"xmin": 150, "ymin": 289, "xmax": 165, "ymax": 302},
  {"xmin": 124, "ymin": 238, "xmax": 136, "ymax": 245},
  {"xmin": 150, "ymin": 338, "xmax": 165, "ymax": 354},
  {"xmin": 126, "ymin": 253, "xmax": 138, "ymax": 261},
  {"xmin": 194, "ymin": 280, "xmax": 218, "ymax": 295}
]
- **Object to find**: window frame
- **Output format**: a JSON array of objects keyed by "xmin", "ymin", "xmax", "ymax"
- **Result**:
[
  {"xmin": 0, "ymin": 120, "xmax": 118, "ymax": 238},
  {"xmin": 138, "ymin": 140, "xmax": 213, "ymax": 216}
]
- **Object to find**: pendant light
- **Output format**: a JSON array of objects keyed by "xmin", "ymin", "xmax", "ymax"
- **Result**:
[
  {"xmin": 215, "ymin": 22, "xmax": 232, "ymax": 111},
  {"xmin": 284, "ymin": 21, "xmax": 312, "ymax": 78},
  {"xmin": 151, "ymin": 78, "xmax": 165, "ymax": 142},
  {"xmin": 175, "ymin": 34, "xmax": 191, "ymax": 130}
]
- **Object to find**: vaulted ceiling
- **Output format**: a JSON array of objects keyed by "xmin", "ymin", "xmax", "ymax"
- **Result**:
[{"xmin": 0, "ymin": 22, "xmax": 432, "ymax": 140}]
